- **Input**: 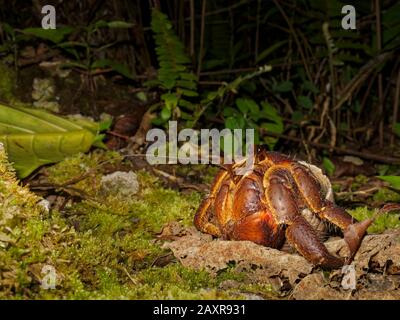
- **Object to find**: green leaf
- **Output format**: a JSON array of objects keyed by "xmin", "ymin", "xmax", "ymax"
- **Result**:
[
  {"xmin": 260, "ymin": 101, "xmax": 283, "ymax": 150},
  {"xmin": 256, "ymin": 40, "xmax": 287, "ymax": 63},
  {"xmin": 393, "ymin": 123, "xmax": 400, "ymax": 138},
  {"xmin": 298, "ymin": 95, "xmax": 313, "ymax": 109},
  {"xmin": 260, "ymin": 102, "xmax": 283, "ymax": 126},
  {"xmin": 99, "ymin": 117, "xmax": 113, "ymax": 131},
  {"xmin": 106, "ymin": 21, "xmax": 134, "ymax": 29},
  {"xmin": 60, "ymin": 61, "xmax": 88, "ymax": 71},
  {"xmin": 225, "ymin": 116, "xmax": 245, "ymax": 130},
  {"xmin": 302, "ymin": 81, "xmax": 320, "ymax": 94},
  {"xmin": 178, "ymin": 99, "xmax": 195, "ymax": 110},
  {"xmin": 0, "ymin": 103, "xmax": 101, "ymax": 178},
  {"xmin": 22, "ymin": 27, "xmax": 73, "ymax": 44},
  {"xmin": 235, "ymin": 98, "xmax": 260, "ymax": 115},
  {"xmin": 91, "ymin": 59, "xmax": 135, "ymax": 79},
  {"xmin": 161, "ymin": 93, "xmax": 178, "ymax": 110},
  {"xmin": 273, "ymin": 81, "xmax": 293, "ymax": 93},
  {"xmin": 136, "ymin": 92, "xmax": 148, "ymax": 103},
  {"xmin": 160, "ymin": 107, "xmax": 172, "ymax": 121},
  {"xmin": 180, "ymin": 73, "xmax": 198, "ymax": 81},
  {"xmin": 178, "ymin": 88, "xmax": 198, "ymax": 97},
  {"xmin": 223, "ymin": 107, "xmax": 238, "ymax": 117},
  {"xmin": 322, "ymin": 157, "xmax": 336, "ymax": 176},
  {"xmin": 176, "ymin": 80, "xmax": 197, "ymax": 90},
  {"xmin": 378, "ymin": 176, "xmax": 400, "ymax": 190}
]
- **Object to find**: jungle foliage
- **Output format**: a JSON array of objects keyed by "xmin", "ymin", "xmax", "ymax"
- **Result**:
[{"xmin": 1, "ymin": 0, "xmax": 399, "ymax": 161}]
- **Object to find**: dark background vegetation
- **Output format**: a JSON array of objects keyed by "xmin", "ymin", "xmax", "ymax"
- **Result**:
[
  {"xmin": 1, "ymin": 0, "xmax": 400, "ymax": 169},
  {"xmin": 1, "ymin": 0, "xmax": 400, "ymax": 300}
]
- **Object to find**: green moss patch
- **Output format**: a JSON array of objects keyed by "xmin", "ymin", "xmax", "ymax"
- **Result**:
[{"xmin": 1, "ymin": 150, "xmax": 254, "ymax": 299}]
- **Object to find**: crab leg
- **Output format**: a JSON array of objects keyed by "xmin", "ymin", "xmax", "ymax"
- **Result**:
[
  {"xmin": 194, "ymin": 169, "xmax": 230, "ymax": 237},
  {"xmin": 264, "ymin": 168, "xmax": 344, "ymax": 268},
  {"xmin": 290, "ymin": 163, "xmax": 372, "ymax": 261},
  {"xmin": 286, "ymin": 215, "xmax": 344, "ymax": 268},
  {"xmin": 194, "ymin": 197, "xmax": 221, "ymax": 236}
]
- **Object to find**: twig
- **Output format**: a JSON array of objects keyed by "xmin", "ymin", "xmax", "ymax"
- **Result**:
[
  {"xmin": 375, "ymin": 0, "xmax": 384, "ymax": 147},
  {"xmin": 335, "ymin": 187, "xmax": 380, "ymax": 198},
  {"xmin": 272, "ymin": 0, "xmax": 313, "ymax": 83},
  {"xmin": 122, "ymin": 267, "xmax": 138, "ymax": 285},
  {"xmin": 255, "ymin": 0, "xmax": 261, "ymax": 64},
  {"xmin": 391, "ymin": 65, "xmax": 400, "ymax": 146},
  {"xmin": 357, "ymin": 73, "xmax": 377, "ymax": 122},
  {"xmin": 197, "ymin": 0, "xmax": 206, "ymax": 78},
  {"xmin": 189, "ymin": 0, "xmax": 195, "ymax": 59}
]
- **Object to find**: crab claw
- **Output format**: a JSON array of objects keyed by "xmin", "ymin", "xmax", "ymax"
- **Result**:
[
  {"xmin": 344, "ymin": 203, "xmax": 400, "ymax": 263},
  {"xmin": 344, "ymin": 218, "xmax": 374, "ymax": 263}
]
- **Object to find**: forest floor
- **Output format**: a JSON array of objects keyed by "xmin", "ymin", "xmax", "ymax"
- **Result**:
[{"xmin": 1, "ymin": 63, "xmax": 400, "ymax": 299}]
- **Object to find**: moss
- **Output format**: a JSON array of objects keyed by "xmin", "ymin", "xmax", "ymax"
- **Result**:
[
  {"xmin": 175, "ymin": 164, "xmax": 220, "ymax": 185},
  {"xmin": 350, "ymin": 175, "xmax": 369, "ymax": 191},
  {"xmin": 373, "ymin": 188, "xmax": 400, "ymax": 203},
  {"xmin": 0, "ymin": 62, "xmax": 15, "ymax": 102},
  {"xmin": 1, "ymin": 150, "xmax": 252, "ymax": 299},
  {"xmin": 237, "ymin": 283, "xmax": 277, "ymax": 299},
  {"xmin": 348, "ymin": 206, "xmax": 400, "ymax": 233},
  {"xmin": 0, "ymin": 62, "xmax": 31, "ymax": 109}
]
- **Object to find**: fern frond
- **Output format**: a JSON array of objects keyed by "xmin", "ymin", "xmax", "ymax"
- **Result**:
[{"xmin": 150, "ymin": 9, "xmax": 198, "ymax": 122}]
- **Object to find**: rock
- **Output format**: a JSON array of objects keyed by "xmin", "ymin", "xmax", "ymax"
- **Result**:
[
  {"xmin": 218, "ymin": 280, "xmax": 241, "ymax": 290},
  {"xmin": 163, "ymin": 227, "xmax": 313, "ymax": 286},
  {"xmin": 164, "ymin": 226, "xmax": 400, "ymax": 299},
  {"xmin": 291, "ymin": 274, "xmax": 345, "ymax": 300},
  {"xmin": 32, "ymin": 78, "xmax": 60, "ymax": 112},
  {"xmin": 325, "ymin": 231, "xmax": 400, "ymax": 277},
  {"xmin": 100, "ymin": 171, "xmax": 139, "ymax": 198}
]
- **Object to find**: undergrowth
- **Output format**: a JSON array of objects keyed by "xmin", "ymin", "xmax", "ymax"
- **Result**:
[
  {"xmin": 1, "ymin": 148, "xmax": 399, "ymax": 299},
  {"xmin": 0, "ymin": 149, "xmax": 255, "ymax": 299}
]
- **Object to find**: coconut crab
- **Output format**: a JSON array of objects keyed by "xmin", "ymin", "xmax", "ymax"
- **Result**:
[{"xmin": 194, "ymin": 149, "xmax": 384, "ymax": 269}]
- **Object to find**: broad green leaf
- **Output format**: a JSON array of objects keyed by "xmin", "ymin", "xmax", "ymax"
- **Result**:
[
  {"xmin": 0, "ymin": 105, "xmax": 82, "ymax": 133},
  {"xmin": 0, "ymin": 103, "xmax": 102, "ymax": 178},
  {"xmin": 1, "ymin": 131, "xmax": 94, "ymax": 178},
  {"xmin": 22, "ymin": 27, "xmax": 73, "ymax": 44},
  {"xmin": 378, "ymin": 176, "xmax": 400, "ymax": 190}
]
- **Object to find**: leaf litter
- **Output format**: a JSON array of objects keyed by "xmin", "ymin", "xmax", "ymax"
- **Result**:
[{"xmin": 163, "ymin": 224, "xmax": 400, "ymax": 299}]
